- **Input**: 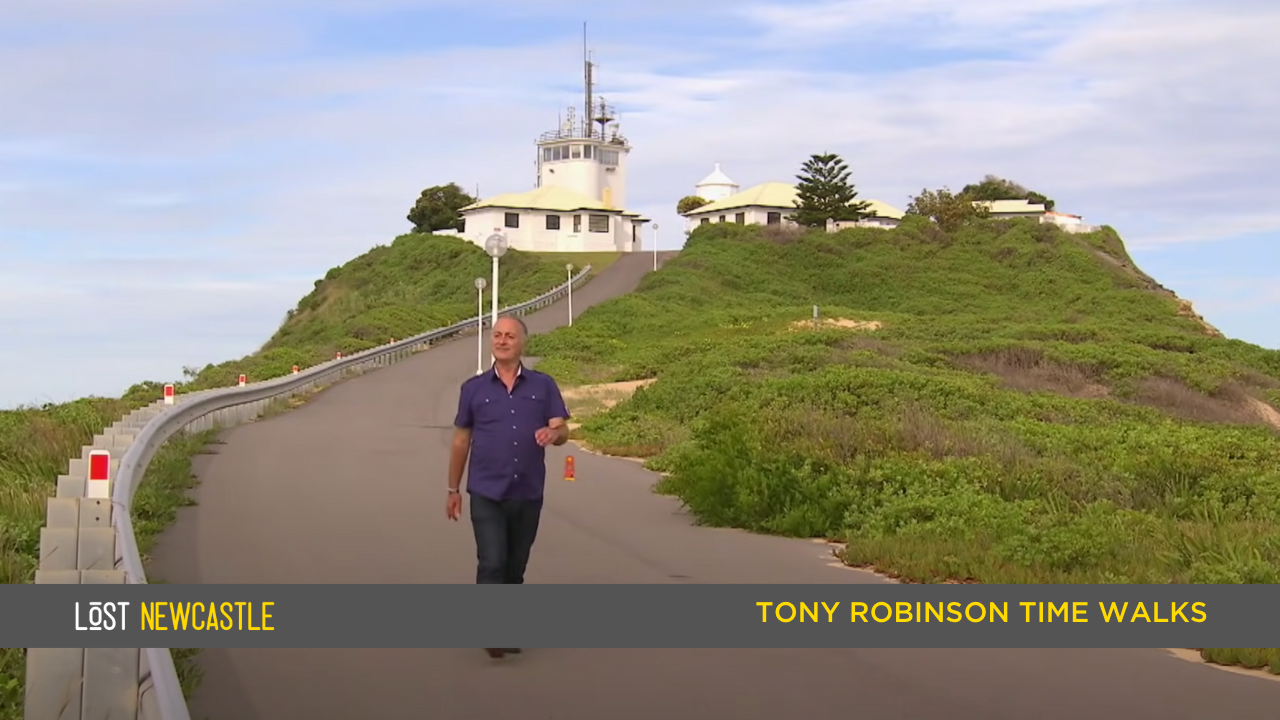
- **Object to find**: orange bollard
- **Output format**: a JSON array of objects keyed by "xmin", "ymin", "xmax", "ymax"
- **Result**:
[{"xmin": 564, "ymin": 455, "xmax": 575, "ymax": 482}]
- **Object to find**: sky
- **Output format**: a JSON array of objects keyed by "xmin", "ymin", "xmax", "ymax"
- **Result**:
[{"xmin": 1, "ymin": 0, "xmax": 1277, "ymax": 408}]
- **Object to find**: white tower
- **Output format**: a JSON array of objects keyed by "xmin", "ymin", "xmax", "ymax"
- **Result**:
[
  {"xmin": 695, "ymin": 163, "xmax": 739, "ymax": 202},
  {"xmin": 534, "ymin": 34, "xmax": 631, "ymax": 210}
]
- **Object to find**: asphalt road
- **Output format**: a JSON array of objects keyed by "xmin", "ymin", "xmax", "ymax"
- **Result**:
[{"xmin": 148, "ymin": 251, "xmax": 1280, "ymax": 720}]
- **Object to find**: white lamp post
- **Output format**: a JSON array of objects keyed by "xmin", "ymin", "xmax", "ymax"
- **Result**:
[
  {"xmin": 652, "ymin": 222, "xmax": 659, "ymax": 270},
  {"xmin": 474, "ymin": 277, "xmax": 487, "ymax": 374},
  {"xmin": 484, "ymin": 232, "xmax": 509, "ymax": 329},
  {"xmin": 566, "ymin": 263, "xmax": 575, "ymax": 326}
]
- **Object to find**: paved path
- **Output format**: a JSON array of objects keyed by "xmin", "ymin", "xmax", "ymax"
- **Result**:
[{"xmin": 149, "ymin": 252, "xmax": 1280, "ymax": 720}]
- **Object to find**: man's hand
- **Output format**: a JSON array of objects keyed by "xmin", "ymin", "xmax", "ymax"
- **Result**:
[
  {"xmin": 535, "ymin": 426, "xmax": 557, "ymax": 446},
  {"xmin": 536, "ymin": 418, "xmax": 569, "ymax": 447},
  {"xmin": 446, "ymin": 491, "xmax": 462, "ymax": 521}
]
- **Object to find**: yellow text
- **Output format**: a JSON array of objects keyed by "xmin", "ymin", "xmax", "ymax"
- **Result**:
[{"xmin": 140, "ymin": 602, "xmax": 274, "ymax": 631}]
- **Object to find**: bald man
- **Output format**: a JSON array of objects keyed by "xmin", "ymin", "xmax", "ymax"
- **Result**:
[{"xmin": 447, "ymin": 315, "xmax": 570, "ymax": 658}]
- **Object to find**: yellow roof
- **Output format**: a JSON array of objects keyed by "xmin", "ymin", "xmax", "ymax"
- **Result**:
[
  {"xmin": 462, "ymin": 186, "xmax": 620, "ymax": 213},
  {"xmin": 973, "ymin": 199, "xmax": 1046, "ymax": 214},
  {"xmin": 684, "ymin": 182, "xmax": 904, "ymax": 219}
]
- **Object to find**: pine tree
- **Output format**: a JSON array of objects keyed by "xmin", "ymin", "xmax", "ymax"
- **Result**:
[{"xmin": 792, "ymin": 153, "xmax": 872, "ymax": 228}]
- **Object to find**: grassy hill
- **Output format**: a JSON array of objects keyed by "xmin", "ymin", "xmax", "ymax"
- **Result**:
[
  {"xmin": 0, "ymin": 233, "xmax": 588, "ymax": 715},
  {"xmin": 528, "ymin": 218, "xmax": 1280, "ymax": 587}
]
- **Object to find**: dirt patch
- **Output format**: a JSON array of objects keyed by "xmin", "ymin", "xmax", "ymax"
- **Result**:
[
  {"xmin": 1247, "ymin": 397, "xmax": 1280, "ymax": 431},
  {"xmin": 1129, "ymin": 378, "xmax": 1278, "ymax": 428},
  {"xmin": 1176, "ymin": 298, "xmax": 1224, "ymax": 338},
  {"xmin": 562, "ymin": 379, "xmax": 656, "ymax": 431},
  {"xmin": 955, "ymin": 347, "xmax": 1109, "ymax": 399},
  {"xmin": 790, "ymin": 317, "xmax": 883, "ymax": 332}
]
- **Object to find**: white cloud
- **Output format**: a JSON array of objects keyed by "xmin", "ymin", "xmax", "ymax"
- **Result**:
[{"xmin": 2, "ymin": 0, "xmax": 1278, "ymax": 406}]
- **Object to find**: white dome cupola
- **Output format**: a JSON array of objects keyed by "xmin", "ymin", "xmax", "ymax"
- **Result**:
[{"xmin": 694, "ymin": 163, "xmax": 739, "ymax": 202}]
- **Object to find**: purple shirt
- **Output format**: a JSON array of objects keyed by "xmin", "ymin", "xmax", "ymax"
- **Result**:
[{"xmin": 454, "ymin": 363, "xmax": 570, "ymax": 502}]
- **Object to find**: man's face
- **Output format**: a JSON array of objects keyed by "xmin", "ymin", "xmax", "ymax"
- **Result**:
[{"xmin": 492, "ymin": 318, "xmax": 524, "ymax": 361}]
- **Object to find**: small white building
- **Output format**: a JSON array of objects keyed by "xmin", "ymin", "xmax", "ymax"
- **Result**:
[
  {"xmin": 446, "ymin": 53, "xmax": 649, "ymax": 252},
  {"xmin": 973, "ymin": 199, "xmax": 1046, "ymax": 219},
  {"xmin": 457, "ymin": 185, "xmax": 645, "ymax": 252},
  {"xmin": 1040, "ymin": 210, "xmax": 1100, "ymax": 234},
  {"xmin": 694, "ymin": 163, "xmax": 740, "ymax": 202},
  {"xmin": 680, "ymin": 175, "xmax": 905, "ymax": 232}
]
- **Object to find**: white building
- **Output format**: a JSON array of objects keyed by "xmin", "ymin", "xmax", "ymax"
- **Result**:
[
  {"xmin": 694, "ymin": 163, "xmax": 740, "ymax": 202},
  {"xmin": 680, "ymin": 173, "xmax": 905, "ymax": 233},
  {"xmin": 446, "ymin": 54, "xmax": 648, "ymax": 253},
  {"xmin": 1040, "ymin": 210, "xmax": 1100, "ymax": 234},
  {"xmin": 974, "ymin": 199, "xmax": 1046, "ymax": 219}
]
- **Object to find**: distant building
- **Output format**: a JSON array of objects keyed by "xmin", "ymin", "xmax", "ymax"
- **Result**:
[
  {"xmin": 680, "ymin": 171, "xmax": 905, "ymax": 233},
  {"xmin": 694, "ymin": 163, "xmax": 740, "ymax": 202},
  {"xmin": 441, "ymin": 49, "xmax": 649, "ymax": 252},
  {"xmin": 972, "ymin": 199, "xmax": 1047, "ymax": 219},
  {"xmin": 1040, "ymin": 210, "xmax": 1100, "ymax": 234},
  {"xmin": 975, "ymin": 201, "xmax": 1101, "ymax": 232}
]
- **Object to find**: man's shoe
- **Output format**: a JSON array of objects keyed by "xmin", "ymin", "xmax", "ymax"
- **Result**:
[{"xmin": 484, "ymin": 648, "xmax": 506, "ymax": 659}]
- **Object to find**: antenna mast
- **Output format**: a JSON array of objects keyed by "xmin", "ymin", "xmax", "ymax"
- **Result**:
[{"xmin": 583, "ymin": 21, "xmax": 592, "ymax": 138}]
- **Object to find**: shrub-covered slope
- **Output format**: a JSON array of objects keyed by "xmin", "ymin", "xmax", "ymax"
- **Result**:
[{"xmin": 528, "ymin": 218, "xmax": 1280, "ymax": 585}]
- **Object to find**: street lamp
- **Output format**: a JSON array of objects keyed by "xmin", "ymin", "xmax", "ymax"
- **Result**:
[
  {"xmin": 651, "ymin": 222, "xmax": 659, "ymax": 270},
  {"xmin": 484, "ymin": 232, "xmax": 508, "ymax": 329},
  {"xmin": 474, "ymin": 277, "xmax": 487, "ymax": 374},
  {"xmin": 565, "ymin": 263, "xmax": 575, "ymax": 326}
]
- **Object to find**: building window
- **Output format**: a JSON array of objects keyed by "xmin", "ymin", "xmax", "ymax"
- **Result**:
[
  {"xmin": 504, "ymin": 212, "xmax": 519, "ymax": 229},
  {"xmin": 719, "ymin": 215, "xmax": 726, "ymax": 223},
  {"xmin": 546, "ymin": 214, "xmax": 561, "ymax": 230},
  {"xmin": 588, "ymin": 214, "xmax": 610, "ymax": 233},
  {"xmin": 735, "ymin": 212, "xmax": 745, "ymax": 224},
  {"xmin": 584, "ymin": 144, "xmax": 594, "ymax": 159},
  {"xmin": 459, "ymin": 217, "xmax": 467, "ymax": 232},
  {"xmin": 571, "ymin": 145, "xmax": 582, "ymax": 158},
  {"xmin": 599, "ymin": 149, "xmax": 619, "ymax": 165},
  {"xmin": 767, "ymin": 212, "xmax": 781, "ymax": 225},
  {"xmin": 573, "ymin": 214, "xmax": 581, "ymax": 232},
  {"xmin": 544, "ymin": 145, "xmax": 576, "ymax": 161},
  {"xmin": 700, "ymin": 218, "xmax": 710, "ymax": 225}
]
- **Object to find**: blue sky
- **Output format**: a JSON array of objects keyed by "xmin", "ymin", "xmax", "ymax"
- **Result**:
[{"xmin": 1, "ymin": 0, "xmax": 1277, "ymax": 408}]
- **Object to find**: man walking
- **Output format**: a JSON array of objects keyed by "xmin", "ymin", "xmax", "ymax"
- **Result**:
[{"xmin": 446, "ymin": 315, "xmax": 570, "ymax": 659}]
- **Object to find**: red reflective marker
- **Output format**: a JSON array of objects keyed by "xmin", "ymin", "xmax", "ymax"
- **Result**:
[
  {"xmin": 87, "ymin": 449, "xmax": 111, "ymax": 499},
  {"xmin": 292, "ymin": 365, "xmax": 299, "ymax": 374},
  {"xmin": 336, "ymin": 351, "xmax": 343, "ymax": 359},
  {"xmin": 163, "ymin": 384, "xmax": 175, "ymax": 405},
  {"xmin": 238, "ymin": 373, "xmax": 246, "ymax": 387}
]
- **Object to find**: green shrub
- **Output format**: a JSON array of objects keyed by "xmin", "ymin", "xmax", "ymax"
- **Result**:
[{"xmin": 529, "ymin": 221, "xmax": 1280, "ymax": 588}]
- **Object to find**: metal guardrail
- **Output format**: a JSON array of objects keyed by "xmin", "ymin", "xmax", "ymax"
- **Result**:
[{"xmin": 23, "ymin": 265, "xmax": 594, "ymax": 720}]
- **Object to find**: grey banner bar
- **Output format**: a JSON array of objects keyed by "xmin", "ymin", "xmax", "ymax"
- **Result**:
[{"xmin": 3, "ymin": 584, "xmax": 1274, "ymax": 648}]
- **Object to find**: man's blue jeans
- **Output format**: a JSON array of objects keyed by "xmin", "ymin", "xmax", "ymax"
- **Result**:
[{"xmin": 469, "ymin": 493, "xmax": 544, "ymax": 584}]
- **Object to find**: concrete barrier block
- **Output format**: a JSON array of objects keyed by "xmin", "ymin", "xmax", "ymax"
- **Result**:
[
  {"xmin": 24, "ymin": 647, "xmax": 84, "ymax": 720},
  {"xmin": 68, "ymin": 456, "xmax": 119, "ymax": 477},
  {"xmin": 39, "ymin": 527, "xmax": 79, "ymax": 571},
  {"xmin": 46, "ymin": 497, "xmax": 80, "ymax": 528},
  {"xmin": 78, "ymin": 498, "xmax": 112, "ymax": 528},
  {"xmin": 77, "ymin": 527, "xmax": 115, "ymax": 571},
  {"xmin": 81, "ymin": 569, "xmax": 126, "ymax": 584},
  {"xmin": 58, "ymin": 474, "xmax": 86, "ymax": 498},
  {"xmin": 92, "ymin": 434, "xmax": 133, "ymax": 449},
  {"xmin": 83, "ymin": 647, "xmax": 140, "ymax": 720},
  {"xmin": 34, "ymin": 569, "xmax": 82, "ymax": 584}
]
